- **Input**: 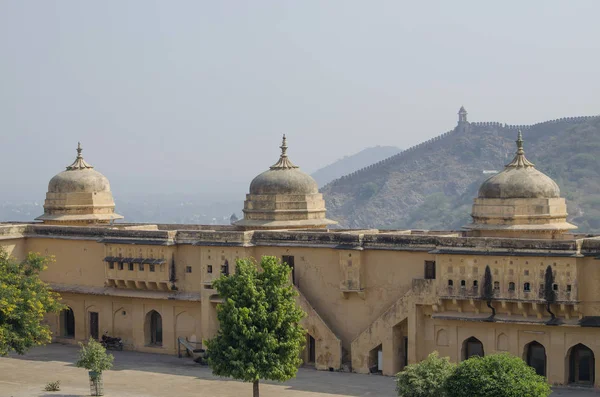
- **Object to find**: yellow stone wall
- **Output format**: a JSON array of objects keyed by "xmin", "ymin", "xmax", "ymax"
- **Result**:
[{"xmin": 4, "ymin": 223, "xmax": 600, "ymax": 386}]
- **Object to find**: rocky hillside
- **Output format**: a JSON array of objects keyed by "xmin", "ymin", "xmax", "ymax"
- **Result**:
[
  {"xmin": 311, "ymin": 145, "xmax": 401, "ymax": 187},
  {"xmin": 322, "ymin": 116, "xmax": 600, "ymax": 233}
]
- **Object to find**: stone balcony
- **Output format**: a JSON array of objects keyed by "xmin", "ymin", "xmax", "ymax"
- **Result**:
[
  {"xmin": 435, "ymin": 285, "xmax": 581, "ymax": 321},
  {"xmin": 104, "ymin": 256, "xmax": 171, "ymax": 291}
]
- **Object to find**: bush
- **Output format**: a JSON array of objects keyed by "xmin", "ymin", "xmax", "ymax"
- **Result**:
[
  {"xmin": 75, "ymin": 338, "xmax": 114, "ymax": 378},
  {"xmin": 445, "ymin": 353, "xmax": 550, "ymax": 397},
  {"xmin": 44, "ymin": 380, "xmax": 60, "ymax": 391},
  {"xmin": 395, "ymin": 352, "xmax": 455, "ymax": 397}
]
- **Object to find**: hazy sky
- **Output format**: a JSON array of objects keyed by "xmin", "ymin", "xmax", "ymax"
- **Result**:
[{"xmin": 1, "ymin": 1, "xmax": 599, "ymax": 202}]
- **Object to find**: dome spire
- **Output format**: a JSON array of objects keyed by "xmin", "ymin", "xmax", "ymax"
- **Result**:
[
  {"xmin": 270, "ymin": 134, "xmax": 299, "ymax": 170},
  {"xmin": 66, "ymin": 142, "xmax": 94, "ymax": 170},
  {"xmin": 506, "ymin": 130, "xmax": 534, "ymax": 168}
]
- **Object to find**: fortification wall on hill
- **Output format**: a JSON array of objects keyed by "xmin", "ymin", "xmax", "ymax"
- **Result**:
[{"xmin": 323, "ymin": 115, "xmax": 599, "ymax": 190}]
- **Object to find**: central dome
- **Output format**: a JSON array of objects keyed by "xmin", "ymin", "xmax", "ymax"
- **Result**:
[
  {"xmin": 249, "ymin": 169, "xmax": 318, "ymax": 195},
  {"xmin": 249, "ymin": 136, "xmax": 318, "ymax": 195},
  {"xmin": 478, "ymin": 133, "xmax": 560, "ymax": 199},
  {"xmin": 234, "ymin": 135, "xmax": 336, "ymax": 230}
]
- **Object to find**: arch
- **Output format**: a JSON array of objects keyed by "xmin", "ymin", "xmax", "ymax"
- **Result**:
[
  {"xmin": 436, "ymin": 329, "xmax": 449, "ymax": 347},
  {"xmin": 496, "ymin": 333, "xmax": 508, "ymax": 351},
  {"xmin": 144, "ymin": 310, "xmax": 163, "ymax": 346},
  {"xmin": 59, "ymin": 307, "xmax": 75, "ymax": 338},
  {"xmin": 524, "ymin": 341, "xmax": 546, "ymax": 377},
  {"xmin": 567, "ymin": 344, "xmax": 595, "ymax": 385},
  {"xmin": 462, "ymin": 337, "xmax": 484, "ymax": 360},
  {"xmin": 175, "ymin": 311, "xmax": 197, "ymax": 343}
]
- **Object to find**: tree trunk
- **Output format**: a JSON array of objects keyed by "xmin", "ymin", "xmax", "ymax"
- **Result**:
[
  {"xmin": 253, "ymin": 380, "xmax": 259, "ymax": 397},
  {"xmin": 486, "ymin": 300, "xmax": 496, "ymax": 320},
  {"xmin": 546, "ymin": 302, "xmax": 556, "ymax": 322}
]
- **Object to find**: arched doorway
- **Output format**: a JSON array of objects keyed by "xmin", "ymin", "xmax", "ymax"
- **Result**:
[
  {"xmin": 145, "ymin": 310, "xmax": 163, "ymax": 346},
  {"xmin": 462, "ymin": 337, "xmax": 484, "ymax": 360},
  {"xmin": 525, "ymin": 341, "xmax": 546, "ymax": 377},
  {"xmin": 569, "ymin": 344, "xmax": 595, "ymax": 385},
  {"xmin": 60, "ymin": 307, "xmax": 75, "ymax": 338}
]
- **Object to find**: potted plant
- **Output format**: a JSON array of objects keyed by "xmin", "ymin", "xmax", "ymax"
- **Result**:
[{"xmin": 76, "ymin": 337, "xmax": 114, "ymax": 396}]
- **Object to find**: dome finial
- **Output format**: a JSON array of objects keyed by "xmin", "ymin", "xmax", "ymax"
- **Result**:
[
  {"xmin": 506, "ymin": 130, "xmax": 534, "ymax": 168},
  {"xmin": 270, "ymin": 134, "xmax": 299, "ymax": 169},
  {"xmin": 66, "ymin": 142, "xmax": 94, "ymax": 170}
]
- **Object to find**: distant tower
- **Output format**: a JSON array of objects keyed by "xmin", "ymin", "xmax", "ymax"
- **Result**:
[
  {"xmin": 458, "ymin": 106, "xmax": 468, "ymax": 123},
  {"xmin": 457, "ymin": 106, "xmax": 469, "ymax": 133}
]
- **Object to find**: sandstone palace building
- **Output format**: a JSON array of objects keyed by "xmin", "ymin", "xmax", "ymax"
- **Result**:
[{"xmin": 2, "ymin": 111, "xmax": 600, "ymax": 387}]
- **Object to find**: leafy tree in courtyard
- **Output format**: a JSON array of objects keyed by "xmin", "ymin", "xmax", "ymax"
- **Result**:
[
  {"xmin": 0, "ymin": 250, "xmax": 64, "ymax": 355},
  {"xmin": 445, "ymin": 353, "xmax": 551, "ymax": 397},
  {"xmin": 395, "ymin": 351, "xmax": 455, "ymax": 397},
  {"xmin": 482, "ymin": 265, "xmax": 496, "ymax": 320},
  {"xmin": 543, "ymin": 265, "xmax": 559, "ymax": 325},
  {"xmin": 205, "ymin": 256, "xmax": 306, "ymax": 397}
]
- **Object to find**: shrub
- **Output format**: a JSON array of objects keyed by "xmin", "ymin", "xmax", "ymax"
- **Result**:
[
  {"xmin": 44, "ymin": 380, "xmax": 60, "ymax": 391},
  {"xmin": 75, "ymin": 338, "xmax": 114, "ymax": 378},
  {"xmin": 445, "ymin": 353, "xmax": 551, "ymax": 397},
  {"xmin": 395, "ymin": 352, "xmax": 455, "ymax": 397}
]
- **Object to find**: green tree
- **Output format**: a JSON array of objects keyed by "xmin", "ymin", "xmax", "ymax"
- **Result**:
[
  {"xmin": 395, "ymin": 351, "xmax": 455, "ymax": 397},
  {"xmin": 445, "ymin": 353, "xmax": 551, "ymax": 397},
  {"xmin": 543, "ymin": 265, "xmax": 559, "ymax": 325},
  {"xmin": 205, "ymin": 256, "xmax": 306, "ymax": 397},
  {"xmin": 482, "ymin": 265, "xmax": 496, "ymax": 320},
  {"xmin": 0, "ymin": 250, "xmax": 64, "ymax": 356}
]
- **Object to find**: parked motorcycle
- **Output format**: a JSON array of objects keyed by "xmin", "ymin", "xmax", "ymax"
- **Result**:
[{"xmin": 101, "ymin": 332, "xmax": 124, "ymax": 351}]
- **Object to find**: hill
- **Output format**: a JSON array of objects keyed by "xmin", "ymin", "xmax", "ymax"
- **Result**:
[
  {"xmin": 322, "ymin": 115, "xmax": 600, "ymax": 233},
  {"xmin": 311, "ymin": 146, "xmax": 401, "ymax": 187}
]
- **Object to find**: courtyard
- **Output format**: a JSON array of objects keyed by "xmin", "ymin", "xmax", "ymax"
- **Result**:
[{"xmin": 0, "ymin": 344, "xmax": 597, "ymax": 397}]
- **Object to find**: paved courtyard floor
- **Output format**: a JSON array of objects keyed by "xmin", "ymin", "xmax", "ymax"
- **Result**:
[{"xmin": 0, "ymin": 344, "xmax": 598, "ymax": 397}]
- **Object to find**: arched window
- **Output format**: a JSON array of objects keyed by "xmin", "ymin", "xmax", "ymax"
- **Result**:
[
  {"xmin": 569, "ymin": 344, "xmax": 595, "ymax": 385},
  {"xmin": 525, "ymin": 341, "xmax": 546, "ymax": 377},
  {"xmin": 448, "ymin": 280, "xmax": 454, "ymax": 287},
  {"xmin": 508, "ymin": 282, "xmax": 515, "ymax": 291},
  {"xmin": 462, "ymin": 337, "xmax": 484, "ymax": 360},
  {"xmin": 460, "ymin": 280, "xmax": 466, "ymax": 288},
  {"xmin": 524, "ymin": 282, "xmax": 531, "ymax": 292},
  {"xmin": 145, "ymin": 310, "xmax": 163, "ymax": 346},
  {"xmin": 60, "ymin": 307, "xmax": 75, "ymax": 338}
]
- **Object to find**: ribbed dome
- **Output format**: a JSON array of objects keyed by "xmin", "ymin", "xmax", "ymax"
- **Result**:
[
  {"xmin": 250, "ymin": 168, "xmax": 318, "ymax": 195},
  {"xmin": 235, "ymin": 135, "xmax": 336, "ymax": 230},
  {"xmin": 47, "ymin": 143, "xmax": 111, "ymax": 193},
  {"xmin": 249, "ymin": 135, "xmax": 319, "ymax": 195},
  {"xmin": 49, "ymin": 169, "xmax": 111, "ymax": 193},
  {"xmin": 478, "ymin": 168, "xmax": 560, "ymax": 199},
  {"xmin": 478, "ymin": 132, "xmax": 560, "ymax": 199},
  {"xmin": 36, "ymin": 143, "xmax": 123, "ymax": 225}
]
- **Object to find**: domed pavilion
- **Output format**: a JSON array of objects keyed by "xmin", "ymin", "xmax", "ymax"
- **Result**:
[
  {"xmin": 36, "ymin": 143, "xmax": 123, "ymax": 225},
  {"xmin": 464, "ymin": 131, "xmax": 576, "ymax": 239},
  {"xmin": 234, "ymin": 135, "xmax": 336, "ymax": 230}
]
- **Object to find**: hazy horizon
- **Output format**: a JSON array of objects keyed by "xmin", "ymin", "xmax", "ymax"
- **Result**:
[{"xmin": 2, "ymin": 1, "xmax": 599, "ymax": 204}]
